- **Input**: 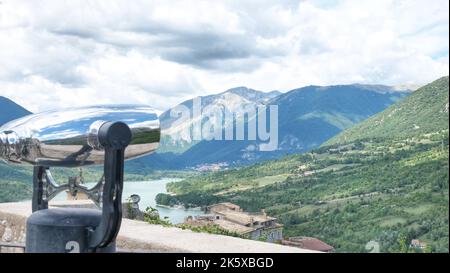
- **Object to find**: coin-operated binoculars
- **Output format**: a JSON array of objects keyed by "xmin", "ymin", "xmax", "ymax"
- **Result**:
[{"xmin": 0, "ymin": 105, "xmax": 160, "ymax": 252}]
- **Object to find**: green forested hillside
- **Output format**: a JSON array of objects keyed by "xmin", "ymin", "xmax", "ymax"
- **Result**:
[
  {"xmin": 164, "ymin": 133, "xmax": 449, "ymax": 252},
  {"xmin": 163, "ymin": 76, "xmax": 450, "ymax": 252},
  {"xmin": 326, "ymin": 76, "xmax": 449, "ymax": 145}
]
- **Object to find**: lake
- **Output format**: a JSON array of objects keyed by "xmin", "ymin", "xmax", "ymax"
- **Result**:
[{"xmin": 53, "ymin": 178, "xmax": 204, "ymax": 224}]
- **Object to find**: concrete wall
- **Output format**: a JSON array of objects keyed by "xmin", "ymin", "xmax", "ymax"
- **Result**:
[{"xmin": 0, "ymin": 201, "xmax": 317, "ymax": 253}]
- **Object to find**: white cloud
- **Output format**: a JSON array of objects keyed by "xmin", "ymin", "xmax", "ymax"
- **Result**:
[{"xmin": 0, "ymin": 0, "xmax": 448, "ymax": 112}]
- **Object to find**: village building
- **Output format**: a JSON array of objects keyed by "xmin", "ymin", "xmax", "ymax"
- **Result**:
[
  {"xmin": 185, "ymin": 202, "xmax": 283, "ymax": 243},
  {"xmin": 281, "ymin": 237, "xmax": 334, "ymax": 252}
]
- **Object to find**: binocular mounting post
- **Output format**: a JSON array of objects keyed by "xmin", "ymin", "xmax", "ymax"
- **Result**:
[{"xmin": 27, "ymin": 121, "xmax": 132, "ymax": 253}]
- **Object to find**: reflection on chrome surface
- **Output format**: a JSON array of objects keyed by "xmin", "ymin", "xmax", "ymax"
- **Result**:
[{"xmin": 0, "ymin": 105, "xmax": 160, "ymax": 167}]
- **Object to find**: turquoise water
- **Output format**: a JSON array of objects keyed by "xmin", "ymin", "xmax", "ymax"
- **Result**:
[{"xmin": 53, "ymin": 178, "xmax": 204, "ymax": 224}]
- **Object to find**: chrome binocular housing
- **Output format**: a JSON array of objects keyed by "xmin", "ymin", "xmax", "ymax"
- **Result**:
[{"xmin": 0, "ymin": 104, "xmax": 160, "ymax": 167}]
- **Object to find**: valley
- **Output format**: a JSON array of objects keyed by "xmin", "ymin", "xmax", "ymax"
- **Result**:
[
  {"xmin": 159, "ymin": 76, "xmax": 450, "ymax": 252},
  {"xmin": 161, "ymin": 130, "xmax": 449, "ymax": 252}
]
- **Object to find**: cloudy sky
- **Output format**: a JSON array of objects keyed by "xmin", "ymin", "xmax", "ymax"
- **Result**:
[{"xmin": 0, "ymin": 0, "xmax": 448, "ymax": 112}]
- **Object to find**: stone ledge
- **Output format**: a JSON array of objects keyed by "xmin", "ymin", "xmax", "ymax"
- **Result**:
[{"xmin": 0, "ymin": 201, "xmax": 318, "ymax": 253}]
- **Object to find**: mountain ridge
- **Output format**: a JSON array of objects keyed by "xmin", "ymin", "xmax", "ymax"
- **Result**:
[
  {"xmin": 0, "ymin": 96, "xmax": 31, "ymax": 126},
  {"xmin": 158, "ymin": 83, "xmax": 410, "ymax": 169},
  {"xmin": 157, "ymin": 86, "xmax": 280, "ymax": 154}
]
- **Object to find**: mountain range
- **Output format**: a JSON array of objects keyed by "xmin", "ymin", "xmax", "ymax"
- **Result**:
[
  {"xmin": 1, "ymin": 84, "xmax": 411, "ymax": 171},
  {"xmin": 139, "ymin": 84, "xmax": 410, "ymax": 169}
]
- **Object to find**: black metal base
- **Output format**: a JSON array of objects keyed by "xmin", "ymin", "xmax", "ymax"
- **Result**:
[{"xmin": 26, "ymin": 208, "xmax": 115, "ymax": 253}]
